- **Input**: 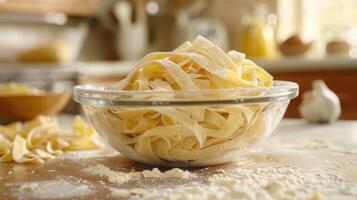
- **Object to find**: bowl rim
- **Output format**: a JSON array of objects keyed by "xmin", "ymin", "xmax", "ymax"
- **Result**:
[{"xmin": 73, "ymin": 80, "xmax": 299, "ymax": 107}]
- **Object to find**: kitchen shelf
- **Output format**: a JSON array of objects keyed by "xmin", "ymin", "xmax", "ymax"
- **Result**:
[
  {"xmin": 1, "ymin": 56, "xmax": 357, "ymax": 77},
  {"xmin": 0, "ymin": 0, "xmax": 98, "ymax": 17},
  {"xmin": 254, "ymin": 56, "xmax": 357, "ymax": 72}
]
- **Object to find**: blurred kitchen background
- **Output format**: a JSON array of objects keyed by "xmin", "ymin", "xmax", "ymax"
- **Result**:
[{"xmin": 0, "ymin": 0, "xmax": 356, "ymax": 119}]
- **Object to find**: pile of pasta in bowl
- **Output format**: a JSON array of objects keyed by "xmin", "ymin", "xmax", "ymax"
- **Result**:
[{"xmin": 74, "ymin": 36, "xmax": 298, "ymax": 166}]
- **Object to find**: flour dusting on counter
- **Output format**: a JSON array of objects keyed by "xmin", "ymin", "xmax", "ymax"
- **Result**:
[
  {"xmin": 7, "ymin": 177, "xmax": 94, "ymax": 200},
  {"xmin": 83, "ymin": 164, "xmax": 136, "ymax": 184},
  {"xmin": 141, "ymin": 168, "xmax": 192, "ymax": 179},
  {"xmin": 77, "ymin": 135, "xmax": 357, "ymax": 200},
  {"xmin": 101, "ymin": 165, "xmax": 357, "ymax": 200},
  {"xmin": 83, "ymin": 164, "xmax": 193, "ymax": 185},
  {"xmin": 79, "ymin": 158, "xmax": 357, "ymax": 200},
  {"xmin": 110, "ymin": 188, "xmax": 131, "ymax": 198},
  {"xmin": 278, "ymin": 138, "xmax": 357, "ymax": 154}
]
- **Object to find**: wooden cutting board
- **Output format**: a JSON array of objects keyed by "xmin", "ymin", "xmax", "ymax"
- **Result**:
[{"xmin": 1, "ymin": 117, "xmax": 357, "ymax": 200}]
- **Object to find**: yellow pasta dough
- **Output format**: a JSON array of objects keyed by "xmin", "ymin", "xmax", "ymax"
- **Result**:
[
  {"xmin": 0, "ymin": 82, "xmax": 46, "ymax": 96},
  {"xmin": 0, "ymin": 116, "xmax": 102, "ymax": 164},
  {"xmin": 85, "ymin": 36, "xmax": 279, "ymax": 165}
]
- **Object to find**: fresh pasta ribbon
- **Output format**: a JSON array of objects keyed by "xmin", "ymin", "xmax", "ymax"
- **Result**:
[
  {"xmin": 0, "ymin": 116, "xmax": 103, "ymax": 164},
  {"xmin": 92, "ymin": 36, "xmax": 275, "ymax": 163}
]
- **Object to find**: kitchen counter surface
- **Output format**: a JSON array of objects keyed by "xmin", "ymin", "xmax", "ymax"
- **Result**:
[{"xmin": 1, "ymin": 117, "xmax": 357, "ymax": 199}]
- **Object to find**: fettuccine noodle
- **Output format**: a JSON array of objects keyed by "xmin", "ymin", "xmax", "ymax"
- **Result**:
[
  {"xmin": 85, "ymin": 36, "xmax": 284, "ymax": 165},
  {"xmin": 0, "ymin": 116, "xmax": 102, "ymax": 164}
]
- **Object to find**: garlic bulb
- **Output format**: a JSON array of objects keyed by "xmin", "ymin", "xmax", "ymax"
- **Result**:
[{"xmin": 299, "ymin": 80, "xmax": 341, "ymax": 123}]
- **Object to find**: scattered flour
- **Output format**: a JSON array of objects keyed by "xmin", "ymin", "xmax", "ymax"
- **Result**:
[
  {"xmin": 83, "ymin": 164, "xmax": 137, "ymax": 184},
  {"xmin": 83, "ymin": 161, "xmax": 357, "ymax": 200},
  {"xmin": 110, "ymin": 187, "xmax": 159, "ymax": 198},
  {"xmin": 110, "ymin": 188, "xmax": 131, "ymax": 198},
  {"xmin": 141, "ymin": 167, "xmax": 192, "ymax": 179},
  {"xmin": 79, "ymin": 137, "xmax": 357, "ymax": 200},
  {"xmin": 8, "ymin": 177, "xmax": 94, "ymax": 199},
  {"xmin": 83, "ymin": 164, "xmax": 192, "ymax": 185},
  {"xmin": 162, "ymin": 166, "xmax": 337, "ymax": 200},
  {"xmin": 131, "ymin": 188, "xmax": 151, "ymax": 196},
  {"xmin": 277, "ymin": 138, "xmax": 357, "ymax": 154},
  {"xmin": 121, "ymin": 165, "xmax": 357, "ymax": 200}
]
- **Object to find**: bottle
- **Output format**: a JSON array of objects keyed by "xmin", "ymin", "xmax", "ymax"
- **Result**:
[{"xmin": 241, "ymin": 4, "xmax": 277, "ymax": 59}]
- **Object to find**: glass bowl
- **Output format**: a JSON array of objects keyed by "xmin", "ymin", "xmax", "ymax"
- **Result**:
[{"xmin": 73, "ymin": 81, "xmax": 298, "ymax": 167}]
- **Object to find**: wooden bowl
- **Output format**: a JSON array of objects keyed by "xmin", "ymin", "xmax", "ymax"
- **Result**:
[
  {"xmin": 278, "ymin": 42, "xmax": 312, "ymax": 56},
  {"xmin": 0, "ymin": 93, "xmax": 70, "ymax": 124},
  {"xmin": 278, "ymin": 35, "xmax": 313, "ymax": 56}
]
